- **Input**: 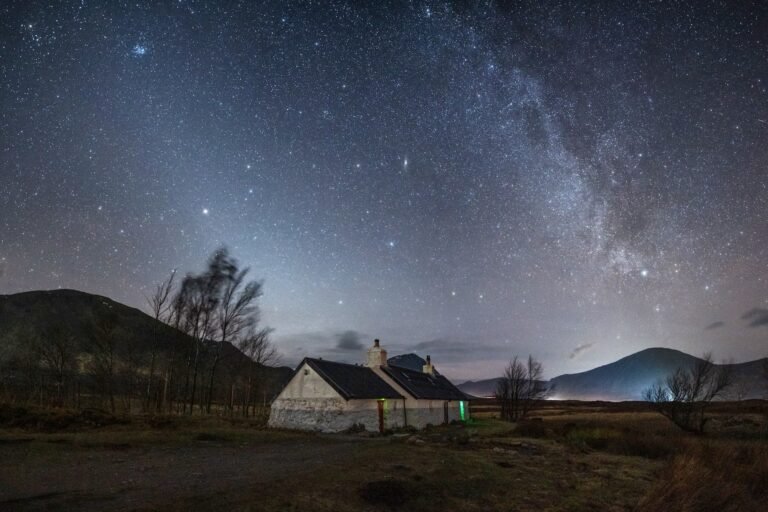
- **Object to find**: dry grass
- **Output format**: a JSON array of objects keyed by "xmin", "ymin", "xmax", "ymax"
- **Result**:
[
  {"xmin": 156, "ymin": 435, "xmax": 660, "ymax": 512},
  {"xmin": 2, "ymin": 400, "xmax": 767, "ymax": 511},
  {"xmin": 638, "ymin": 442, "xmax": 768, "ymax": 512}
]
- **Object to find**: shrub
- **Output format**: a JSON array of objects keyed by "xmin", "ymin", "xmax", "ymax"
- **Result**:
[{"xmin": 638, "ymin": 443, "xmax": 768, "ymax": 512}]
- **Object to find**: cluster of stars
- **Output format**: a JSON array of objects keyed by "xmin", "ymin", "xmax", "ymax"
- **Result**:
[{"xmin": 0, "ymin": 1, "xmax": 766, "ymax": 379}]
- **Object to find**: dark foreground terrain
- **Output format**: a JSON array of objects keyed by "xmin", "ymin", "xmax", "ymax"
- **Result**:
[{"xmin": 1, "ymin": 402, "xmax": 767, "ymax": 511}]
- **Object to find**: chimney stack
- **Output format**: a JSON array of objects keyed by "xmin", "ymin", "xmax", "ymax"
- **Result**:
[
  {"xmin": 366, "ymin": 339, "xmax": 387, "ymax": 367},
  {"xmin": 423, "ymin": 355, "xmax": 434, "ymax": 375}
]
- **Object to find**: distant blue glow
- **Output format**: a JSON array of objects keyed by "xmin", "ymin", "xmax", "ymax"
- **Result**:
[{"xmin": 132, "ymin": 44, "xmax": 147, "ymax": 56}]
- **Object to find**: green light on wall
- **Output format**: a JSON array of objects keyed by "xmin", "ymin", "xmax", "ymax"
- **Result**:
[{"xmin": 459, "ymin": 400, "xmax": 466, "ymax": 421}]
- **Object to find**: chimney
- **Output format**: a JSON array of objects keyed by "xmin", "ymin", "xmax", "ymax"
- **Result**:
[
  {"xmin": 423, "ymin": 355, "xmax": 434, "ymax": 375},
  {"xmin": 366, "ymin": 338, "xmax": 387, "ymax": 367}
]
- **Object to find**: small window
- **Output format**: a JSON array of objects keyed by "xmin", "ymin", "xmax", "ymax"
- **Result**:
[{"xmin": 304, "ymin": 369, "xmax": 309, "ymax": 376}]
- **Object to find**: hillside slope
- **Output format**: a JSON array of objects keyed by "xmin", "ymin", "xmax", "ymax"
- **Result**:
[{"xmin": 0, "ymin": 289, "xmax": 293, "ymax": 398}]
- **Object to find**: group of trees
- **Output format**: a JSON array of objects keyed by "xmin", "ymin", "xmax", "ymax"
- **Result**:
[{"xmin": 0, "ymin": 248, "xmax": 280, "ymax": 417}]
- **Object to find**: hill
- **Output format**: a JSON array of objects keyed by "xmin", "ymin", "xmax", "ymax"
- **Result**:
[
  {"xmin": 458, "ymin": 348, "xmax": 768, "ymax": 401},
  {"xmin": 0, "ymin": 289, "xmax": 293, "ymax": 406},
  {"xmin": 0, "ymin": 289, "xmax": 182, "ymax": 353}
]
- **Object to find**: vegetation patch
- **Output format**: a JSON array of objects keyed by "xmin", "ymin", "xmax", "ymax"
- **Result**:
[{"xmin": 638, "ymin": 443, "xmax": 768, "ymax": 512}]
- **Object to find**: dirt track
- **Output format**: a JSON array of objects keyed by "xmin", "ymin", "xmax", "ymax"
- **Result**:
[{"xmin": 0, "ymin": 437, "xmax": 360, "ymax": 511}]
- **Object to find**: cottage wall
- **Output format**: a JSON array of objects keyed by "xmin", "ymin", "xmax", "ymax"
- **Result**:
[
  {"xmin": 268, "ymin": 362, "xmax": 407, "ymax": 433},
  {"xmin": 370, "ymin": 367, "xmax": 466, "ymax": 428}
]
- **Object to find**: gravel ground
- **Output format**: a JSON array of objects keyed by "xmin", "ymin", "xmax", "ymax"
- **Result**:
[{"xmin": 0, "ymin": 437, "xmax": 360, "ymax": 511}]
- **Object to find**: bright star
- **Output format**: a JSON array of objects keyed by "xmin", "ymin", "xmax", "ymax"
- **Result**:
[
  {"xmin": 640, "ymin": 269, "xmax": 649, "ymax": 277},
  {"xmin": 387, "ymin": 241, "xmax": 395, "ymax": 248},
  {"xmin": 132, "ymin": 44, "xmax": 147, "ymax": 56},
  {"xmin": 202, "ymin": 208, "xmax": 209, "ymax": 215}
]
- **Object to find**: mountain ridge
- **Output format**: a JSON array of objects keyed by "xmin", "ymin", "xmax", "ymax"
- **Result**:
[{"xmin": 459, "ymin": 347, "xmax": 768, "ymax": 400}]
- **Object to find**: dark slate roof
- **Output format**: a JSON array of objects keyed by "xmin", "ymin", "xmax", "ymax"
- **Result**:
[
  {"xmin": 382, "ymin": 364, "xmax": 469, "ymax": 401},
  {"xmin": 303, "ymin": 358, "xmax": 402, "ymax": 400}
]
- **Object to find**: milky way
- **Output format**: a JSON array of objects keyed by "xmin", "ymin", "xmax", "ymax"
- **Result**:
[{"xmin": 2, "ymin": 1, "xmax": 767, "ymax": 379}]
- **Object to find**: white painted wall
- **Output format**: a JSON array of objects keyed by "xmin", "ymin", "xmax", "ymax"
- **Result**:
[
  {"xmin": 268, "ymin": 362, "xmax": 408, "ymax": 432},
  {"xmin": 268, "ymin": 361, "xmax": 468, "ymax": 432},
  {"xmin": 273, "ymin": 362, "xmax": 340, "ymax": 399},
  {"xmin": 370, "ymin": 366, "xmax": 465, "ymax": 428}
]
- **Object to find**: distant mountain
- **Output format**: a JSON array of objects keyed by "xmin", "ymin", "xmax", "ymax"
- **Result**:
[
  {"xmin": 550, "ymin": 348, "xmax": 703, "ymax": 401},
  {"xmin": 458, "ymin": 347, "xmax": 768, "ymax": 401},
  {"xmin": 457, "ymin": 377, "xmax": 503, "ymax": 398},
  {"xmin": 0, "ymin": 289, "xmax": 293, "ymax": 397},
  {"xmin": 387, "ymin": 353, "xmax": 444, "ymax": 376}
]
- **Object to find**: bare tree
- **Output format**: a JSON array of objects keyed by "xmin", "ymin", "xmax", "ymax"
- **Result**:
[
  {"xmin": 643, "ymin": 352, "xmax": 731, "ymax": 434},
  {"xmin": 144, "ymin": 269, "xmax": 176, "ymax": 412},
  {"xmin": 121, "ymin": 332, "xmax": 144, "ymax": 413},
  {"xmin": 35, "ymin": 326, "xmax": 77, "ymax": 407},
  {"xmin": 177, "ymin": 248, "xmax": 232, "ymax": 414},
  {"xmin": 495, "ymin": 355, "xmax": 549, "ymax": 422},
  {"xmin": 88, "ymin": 314, "xmax": 122, "ymax": 413},
  {"xmin": 237, "ymin": 327, "xmax": 277, "ymax": 417},
  {"xmin": 206, "ymin": 263, "xmax": 263, "ymax": 413}
]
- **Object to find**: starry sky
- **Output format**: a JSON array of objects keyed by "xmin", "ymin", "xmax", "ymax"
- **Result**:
[{"xmin": 2, "ymin": 1, "xmax": 767, "ymax": 381}]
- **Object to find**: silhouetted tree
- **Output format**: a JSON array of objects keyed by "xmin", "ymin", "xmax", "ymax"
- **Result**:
[
  {"xmin": 88, "ymin": 314, "xmax": 122, "ymax": 413},
  {"xmin": 495, "ymin": 355, "xmax": 549, "ymax": 422},
  {"xmin": 34, "ymin": 325, "xmax": 78, "ymax": 407},
  {"xmin": 177, "ymin": 248, "xmax": 232, "ymax": 414},
  {"xmin": 237, "ymin": 326, "xmax": 277, "ymax": 417},
  {"xmin": 643, "ymin": 352, "xmax": 731, "ymax": 434},
  {"xmin": 144, "ymin": 269, "xmax": 176, "ymax": 412},
  {"xmin": 206, "ymin": 258, "xmax": 262, "ymax": 413}
]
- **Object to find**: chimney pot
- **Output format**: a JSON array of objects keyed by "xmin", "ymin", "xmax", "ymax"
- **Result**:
[
  {"xmin": 366, "ymin": 339, "xmax": 387, "ymax": 367},
  {"xmin": 423, "ymin": 355, "xmax": 434, "ymax": 375}
]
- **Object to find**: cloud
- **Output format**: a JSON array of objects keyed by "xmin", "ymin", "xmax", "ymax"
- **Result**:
[
  {"xmin": 742, "ymin": 309, "xmax": 768, "ymax": 328},
  {"xmin": 335, "ymin": 330, "xmax": 364, "ymax": 351},
  {"xmin": 704, "ymin": 321, "xmax": 725, "ymax": 330},
  {"xmin": 569, "ymin": 342, "xmax": 595, "ymax": 359}
]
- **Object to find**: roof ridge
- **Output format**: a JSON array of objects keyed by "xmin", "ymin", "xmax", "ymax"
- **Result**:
[{"xmin": 305, "ymin": 357, "xmax": 367, "ymax": 369}]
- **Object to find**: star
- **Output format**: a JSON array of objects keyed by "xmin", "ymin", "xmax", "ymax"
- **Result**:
[
  {"xmin": 202, "ymin": 208, "xmax": 209, "ymax": 215},
  {"xmin": 131, "ymin": 44, "xmax": 147, "ymax": 57}
]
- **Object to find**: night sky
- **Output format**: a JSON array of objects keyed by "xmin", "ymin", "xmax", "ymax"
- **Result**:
[{"xmin": 2, "ymin": 1, "xmax": 767, "ymax": 380}]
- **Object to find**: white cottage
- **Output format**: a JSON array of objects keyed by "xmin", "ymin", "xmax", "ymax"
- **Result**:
[{"xmin": 268, "ymin": 339, "xmax": 470, "ymax": 433}]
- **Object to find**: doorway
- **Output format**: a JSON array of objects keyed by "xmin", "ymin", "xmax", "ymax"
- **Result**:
[{"xmin": 377, "ymin": 400, "xmax": 385, "ymax": 433}]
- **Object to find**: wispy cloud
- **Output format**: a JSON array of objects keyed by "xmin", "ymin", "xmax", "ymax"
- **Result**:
[
  {"xmin": 569, "ymin": 342, "xmax": 595, "ymax": 359},
  {"xmin": 705, "ymin": 321, "xmax": 725, "ymax": 330},
  {"xmin": 742, "ymin": 309, "xmax": 768, "ymax": 328}
]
